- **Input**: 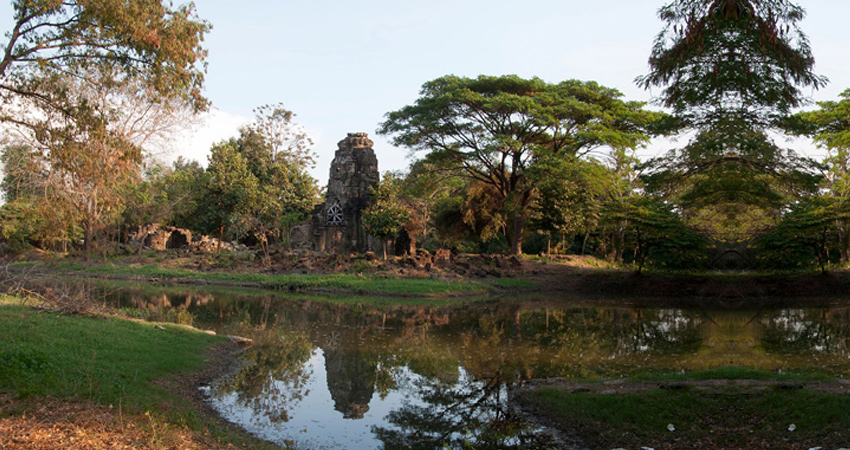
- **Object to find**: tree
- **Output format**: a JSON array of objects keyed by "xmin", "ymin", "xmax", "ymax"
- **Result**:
[
  {"xmin": 637, "ymin": 0, "xmax": 827, "ymax": 260},
  {"xmin": 379, "ymin": 75, "xmax": 664, "ymax": 255},
  {"xmin": 202, "ymin": 140, "xmax": 261, "ymax": 253},
  {"xmin": 362, "ymin": 174, "xmax": 410, "ymax": 259},
  {"xmin": 788, "ymin": 90, "xmax": 850, "ymax": 263},
  {"xmin": 2, "ymin": 68, "xmax": 198, "ymax": 255},
  {"xmin": 246, "ymin": 103, "xmax": 315, "ymax": 169},
  {"xmin": 195, "ymin": 117, "xmax": 319, "ymax": 258},
  {"xmin": 0, "ymin": 0, "xmax": 209, "ymax": 115},
  {"xmin": 637, "ymin": 0, "xmax": 826, "ymax": 128}
]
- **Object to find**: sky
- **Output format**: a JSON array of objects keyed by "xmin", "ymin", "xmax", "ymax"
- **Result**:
[{"xmin": 5, "ymin": 1, "xmax": 850, "ymax": 185}]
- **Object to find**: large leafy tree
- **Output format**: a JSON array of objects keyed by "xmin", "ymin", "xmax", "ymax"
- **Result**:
[
  {"xmin": 788, "ymin": 90, "xmax": 850, "ymax": 263},
  {"xmin": 0, "ymin": 0, "xmax": 209, "ymax": 255},
  {"xmin": 0, "ymin": 0, "xmax": 209, "ymax": 114},
  {"xmin": 637, "ymin": 0, "xmax": 826, "ymax": 127},
  {"xmin": 1, "ymin": 68, "xmax": 197, "ymax": 255},
  {"xmin": 379, "ymin": 74, "xmax": 664, "ymax": 255},
  {"xmin": 200, "ymin": 140, "xmax": 261, "ymax": 252},
  {"xmin": 637, "ymin": 0, "xmax": 827, "ymax": 249}
]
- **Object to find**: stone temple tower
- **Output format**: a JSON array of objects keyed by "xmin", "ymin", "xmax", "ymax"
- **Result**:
[{"xmin": 313, "ymin": 133, "xmax": 379, "ymax": 254}]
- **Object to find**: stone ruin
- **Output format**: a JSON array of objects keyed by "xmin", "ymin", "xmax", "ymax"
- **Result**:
[
  {"xmin": 291, "ymin": 132, "xmax": 381, "ymax": 254},
  {"xmin": 126, "ymin": 224, "xmax": 247, "ymax": 253}
]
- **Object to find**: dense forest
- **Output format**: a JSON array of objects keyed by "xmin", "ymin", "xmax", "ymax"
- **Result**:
[{"xmin": 2, "ymin": 0, "xmax": 850, "ymax": 272}]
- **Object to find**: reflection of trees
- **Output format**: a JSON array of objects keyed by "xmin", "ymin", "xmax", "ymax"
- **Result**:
[
  {"xmin": 373, "ymin": 371, "xmax": 554, "ymax": 450},
  {"xmin": 761, "ymin": 308, "xmax": 850, "ymax": 357},
  {"xmin": 215, "ymin": 330, "xmax": 314, "ymax": 423}
]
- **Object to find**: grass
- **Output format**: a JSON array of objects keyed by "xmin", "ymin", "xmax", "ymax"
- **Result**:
[
  {"xmin": 519, "ymin": 368, "xmax": 850, "ymax": 449},
  {"xmin": 0, "ymin": 294, "xmax": 281, "ymax": 449},
  {"xmin": 528, "ymin": 386, "xmax": 850, "ymax": 448},
  {"xmin": 630, "ymin": 366, "xmax": 833, "ymax": 382},
  {"xmin": 0, "ymin": 295, "xmax": 221, "ymax": 406},
  {"xmin": 24, "ymin": 261, "xmax": 490, "ymax": 297}
]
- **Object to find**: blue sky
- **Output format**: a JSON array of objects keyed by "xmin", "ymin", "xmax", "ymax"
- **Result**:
[{"xmin": 4, "ymin": 1, "xmax": 850, "ymax": 184}]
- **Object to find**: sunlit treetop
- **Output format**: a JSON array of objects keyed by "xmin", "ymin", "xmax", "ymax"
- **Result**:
[
  {"xmin": 0, "ymin": 0, "xmax": 210, "ymax": 112},
  {"xmin": 637, "ymin": 0, "xmax": 827, "ymax": 127}
]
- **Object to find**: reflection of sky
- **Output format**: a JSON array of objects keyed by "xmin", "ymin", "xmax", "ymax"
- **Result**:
[{"xmin": 209, "ymin": 349, "xmax": 422, "ymax": 450}]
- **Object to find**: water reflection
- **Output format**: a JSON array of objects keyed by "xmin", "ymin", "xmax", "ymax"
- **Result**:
[{"xmin": 82, "ymin": 283, "xmax": 850, "ymax": 449}]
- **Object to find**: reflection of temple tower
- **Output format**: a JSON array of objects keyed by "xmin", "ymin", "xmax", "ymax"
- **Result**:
[
  {"xmin": 323, "ymin": 347, "xmax": 376, "ymax": 419},
  {"xmin": 314, "ymin": 133, "xmax": 380, "ymax": 254}
]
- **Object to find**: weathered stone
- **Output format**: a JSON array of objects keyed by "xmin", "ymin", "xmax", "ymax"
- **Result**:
[
  {"xmin": 315, "ymin": 133, "xmax": 380, "ymax": 254},
  {"xmin": 144, "ymin": 228, "xmax": 171, "ymax": 250},
  {"xmin": 165, "ymin": 227, "xmax": 191, "ymax": 248},
  {"xmin": 394, "ymin": 228, "xmax": 413, "ymax": 256},
  {"xmin": 433, "ymin": 248, "xmax": 452, "ymax": 264}
]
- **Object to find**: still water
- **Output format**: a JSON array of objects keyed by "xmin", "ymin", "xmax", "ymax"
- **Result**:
[{"xmin": 102, "ymin": 284, "xmax": 850, "ymax": 449}]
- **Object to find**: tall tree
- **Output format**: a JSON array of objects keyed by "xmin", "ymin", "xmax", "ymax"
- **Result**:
[
  {"xmin": 202, "ymin": 139, "xmax": 260, "ymax": 253},
  {"xmin": 246, "ymin": 103, "xmax": 316, "ymax": 169},
  {"xmin": 379, "ymin": 75, "xmax": 664, "ymax": 255},
  {"xmin": 637, "ymin": 0, "xmax": 827, "ymax": 250},
  {"xmin": 788, "ymin": 90, "xmax": 850, "ymax": 263},
  {"xmin": 0, "ymin": 0, "xmax": 209, "ymax": 114},
  {"xmin": 3, "ymin": 68, "xmax": 197, "ymax": 255},
  {"xmin": 637, "ymin": 0, "xmax": 826, "ymax": 127}
]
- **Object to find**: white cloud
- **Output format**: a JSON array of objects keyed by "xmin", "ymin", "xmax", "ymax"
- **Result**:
[{"xmin": 168, "ymin": 108, "xmax": 251, "ymax": 167}]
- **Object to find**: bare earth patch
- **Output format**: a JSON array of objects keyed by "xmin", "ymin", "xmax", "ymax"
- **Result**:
[{"xmin": 0, "ymin": 395, "xmax": 237, "ymax": 450}]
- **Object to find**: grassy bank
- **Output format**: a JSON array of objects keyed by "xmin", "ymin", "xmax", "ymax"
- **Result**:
[
  {"xmin": 0, "ymin": 295, "xmax": 280, "ymax": 449},
  {"xmin": 517, "ymin": 369, "xmax": 850, "ymax": 450},
  {"xmin": 16, "ymin": 260, "xmax": 502, "ymax": 297}
]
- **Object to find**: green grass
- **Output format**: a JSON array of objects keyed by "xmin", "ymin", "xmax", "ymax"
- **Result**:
[
  {"xmin": 630, "ymin": 366, "xmax": 833, "ymax": 382},
  {"xmin": 521, "ymin": 368, "xmax": 850, "ymax": 449},
  {"xmin": 0, "ymin": 294, "xmax": 282, "ymax": 449},
  {"xmin": 486, "ymin": 278, "xmax": 539, "ymax": 289},
  {"xmin": 77, "ymin": 276, "xmax": 486, "ymax": 307},
  {"xmin": 0, "ymin": 295, "xmax": 223, "ymax": 408},
  {"xmin": 28, "ymin": 261, "xmax": 488, "ymax": 296},
  {"xmin": 528, "ymin": 386, "xmax": 850, "ymax": 447}
]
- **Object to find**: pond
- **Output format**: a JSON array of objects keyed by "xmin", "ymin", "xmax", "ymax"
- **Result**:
[{"xmin": 93, "ymin": 283, "xmax": 850, "ymax": 449}]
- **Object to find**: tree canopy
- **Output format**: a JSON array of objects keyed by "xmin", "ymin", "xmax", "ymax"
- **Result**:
[
  {"xmin": 0, "ymin": 0, "xmax": 210, "ymax": 113},
  {"xmin": 379, "ymin": 74, "xmax": 667, "ymax": 255}
]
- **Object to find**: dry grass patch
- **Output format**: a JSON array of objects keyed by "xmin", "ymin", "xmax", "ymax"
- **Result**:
[{"xmin": 0, "ymin": 395, "xmax": 241, "ymax": 450}]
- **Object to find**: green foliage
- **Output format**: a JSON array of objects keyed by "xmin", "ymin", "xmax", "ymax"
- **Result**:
[
  {"xmin": 634, "ymin": 0, "xmax": 829, "ymax": 266},
  {"xmin": 363, "ymin": 174, "xmax": 411, "ymax": 258},
  {"xmin": 0, "ymin": 0, "xmax": 210, "ymax": 112},
  {"xmin": 380, "ymin": 74, "xmax": 665, "ymax": 255},
  {"xmin": 610, "ymin": 196, "xmax": 710, "ymax": 271},
  {"xmin": 200, "ymin": 139, "xmax": 261, "ymax": 243},
  {"xmin": 189, "ymin": 108, "xmax": 319, "ymax": 256},
  {"xmin": 637, "ymin": 0, "xmax": 826, "ymax": 127},
  {"xmin": 753, "ymin": 197, "xmax": 846, "ymax": 272}
]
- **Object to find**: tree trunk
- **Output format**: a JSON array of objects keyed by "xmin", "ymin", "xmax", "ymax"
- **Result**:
[
  {"xmin": 838, "ymin": 221, "xmax": 850, "ymax": 263},
  {"xmin": 83, "ymin": 222, "xmax": 93, "ymax": 260},
  {"xmin": 382, "ymin": 240, "xmax": 387, "ymax": 260},
  {"xmin": 582, "ymin": 232, "xmax": 589, "ymax": 256},
  {"xmin": 137, "ymin": 230, "xmax": 150, "ymax": 260},
  {"xmin": 508, "ymin": 214, "xmax": 524, "ymax": 256}
]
